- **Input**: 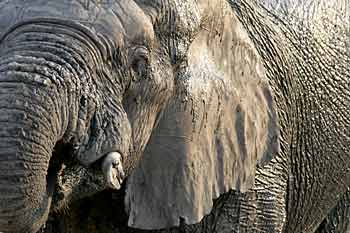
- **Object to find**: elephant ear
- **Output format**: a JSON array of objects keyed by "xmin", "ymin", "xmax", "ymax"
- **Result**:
[{"xmin": 125, "ymin": 4, "xmax": 280, "ymax": 230}]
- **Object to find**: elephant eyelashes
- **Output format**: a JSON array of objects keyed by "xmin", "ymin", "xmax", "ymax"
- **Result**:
[{"xmin": 130, "ymin": 46, "xmax": 150, "ymax": 80}]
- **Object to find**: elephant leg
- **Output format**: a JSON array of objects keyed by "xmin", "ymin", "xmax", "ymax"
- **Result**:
[
  {"xmin": 44, "ymin": 200, "xmax": 88, "ymax": 233},
  {"xmin": 46, "ymin": 189, "xmax": 132, "ymax": 233},
  {"xmin": 315, "ymin": 191, "xmax": 350, "ymax": 233}
]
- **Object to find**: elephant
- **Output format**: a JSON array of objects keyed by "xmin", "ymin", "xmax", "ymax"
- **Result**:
[
  {"xmin": 0, "ymin": 0, "xmax": 349, "ymax": 233},
  {"xmin": 316, "ymin": 191, "xmax": 350, "ymax": 233}
]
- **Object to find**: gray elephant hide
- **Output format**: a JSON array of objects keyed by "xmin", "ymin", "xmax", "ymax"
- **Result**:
[{"xmin": 125, "ymin": 4, "xmax": 280, "ymax": 230}]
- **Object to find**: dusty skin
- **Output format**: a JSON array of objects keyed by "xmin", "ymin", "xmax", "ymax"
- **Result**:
[{"xmin": 0, "ymin": 0, "xmax": 349, "ymax": 233}]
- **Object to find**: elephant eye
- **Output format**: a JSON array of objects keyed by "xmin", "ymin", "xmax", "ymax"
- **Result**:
[{"xmin": 130, "ymin": 47, "xmax": 150, "ymax": 79}]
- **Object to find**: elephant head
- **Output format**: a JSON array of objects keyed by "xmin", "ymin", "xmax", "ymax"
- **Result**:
[{"xmin": 0, "ymin": 0, "xmax": 279, "ymax": 232}]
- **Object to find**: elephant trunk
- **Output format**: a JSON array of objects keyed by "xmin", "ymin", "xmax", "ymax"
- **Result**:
[
  {"xmin": 0, "ymin": 22, "xmax": 85, "ymax": 233},
  {"xmin": 0, "ymin": 77, "xmax": 63, "ymax": 233}
]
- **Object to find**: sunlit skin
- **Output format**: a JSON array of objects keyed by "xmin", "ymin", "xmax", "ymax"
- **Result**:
[{"xmin": 0, "ymin": 0, "xmax": 349, "ymax": 233}]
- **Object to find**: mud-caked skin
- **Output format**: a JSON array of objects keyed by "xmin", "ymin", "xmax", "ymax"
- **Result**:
[{"xmin": 0, "ymin": 0, "xmax": 349, "ymax": 233}]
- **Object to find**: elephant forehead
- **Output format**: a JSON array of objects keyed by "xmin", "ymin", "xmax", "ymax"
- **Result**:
[
  {"xmin": 0, "ymin": 0, "xmax": 154, "ymax": 46},
  {"xmin": 96, "ymin": 0, "xmax": 155, "ymax": 45},
  {"xmin": 0, "ymin": 0, "xmax": 102, "ymax": 28}
]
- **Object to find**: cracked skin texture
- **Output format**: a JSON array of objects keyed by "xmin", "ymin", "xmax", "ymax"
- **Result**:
[{"xmin": 0, "ymin": 0, "xmax": 349, "ymax": 233}]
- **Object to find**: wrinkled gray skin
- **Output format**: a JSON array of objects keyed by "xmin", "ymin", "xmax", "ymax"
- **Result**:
[
  {"xmin": 316, "ymin": 191, "xmax": 350, "ymax": 233},
  {"xmin": 0, "ymin": 0, "xmax": 349, "ymax": 233}
]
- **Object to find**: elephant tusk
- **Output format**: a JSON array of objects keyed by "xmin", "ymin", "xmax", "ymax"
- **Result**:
[{"xmin": 102, "ymin": 152, "xmax": 125, "ymax": 190}]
